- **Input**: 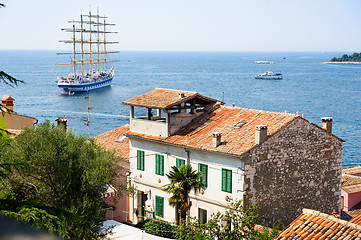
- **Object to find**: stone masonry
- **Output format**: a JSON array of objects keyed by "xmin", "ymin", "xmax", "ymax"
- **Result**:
[{"xmin": 242, "ymin": 117, "xmax": 343, "ymax": 225}]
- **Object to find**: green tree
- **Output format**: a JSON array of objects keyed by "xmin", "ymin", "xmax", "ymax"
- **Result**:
[
  {"xmin": 0, "ymin": 120, "xmax": 122, "ymax": 239},
  {"xmin": 176, "ymin": 198, "xmax": 279, "ymax": 240},
  {"xmin": 163, "ymin": 165, "xmax": 203, "ymax": 223}
]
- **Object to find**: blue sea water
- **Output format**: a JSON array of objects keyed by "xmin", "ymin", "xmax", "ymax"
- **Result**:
[{"xmin": 0, "ymin": 50, "xmax": 360, "ymax": 167}]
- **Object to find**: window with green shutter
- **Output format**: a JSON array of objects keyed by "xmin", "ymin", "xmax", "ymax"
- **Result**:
[
  {"xmin": 137, "ymin": 150, "xmax": 145, "ymax": 171},
  {"xmin": 198, "ymin": 163, "xmax": 208, "ymax": 187},
  {"xmin": 176, "ymin": 158, "xmax": 185, "ymax": 168},
  {"xmin": 155, "ymin": 196, "xmax": 164, "ymax": 217},
  {"xmin": 155, "ymin": 154, "xmax": 164, "ymax": 176},
  {"xmin": 221, "ymin": 168, "xmax": 232, "ymax": 193}
]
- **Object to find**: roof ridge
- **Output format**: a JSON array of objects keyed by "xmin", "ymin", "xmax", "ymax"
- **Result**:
[
  {"xmin": 302, "ymin": 208, "xmax": 361, "ymax": 231},
  {"xmin": 343, "ymin": 174, "xmax": 361, "ymax": 179},
  {"xmin": 154, "ymin": 87, "xmax": 198, "ymax": 94},
  {"xmin": 221, "ymin": 105, "xmax": 299, "ymax": 117}
]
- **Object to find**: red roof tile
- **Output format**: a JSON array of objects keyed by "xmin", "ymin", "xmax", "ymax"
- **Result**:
[
  {"xmin": 349, "ymin": 212, "xmax": 361, "ymax": 226},
  {"xmin": 122, "ymin": 88, "xmax": 219, "ymax": 109},
  {"xmin": 274, "ymin": 209, "xmax": 361, "ymax": 240},
  {"xmin": 95, "ymin": 125, "xmax": 130, "ymax": 168},
  {"xmin": 342, "ymin": 174, "xmax": 361, "ymax": 194},
  {"xmin": 127, "ymin": 105, "xmax": 299, "ymax": 156}
]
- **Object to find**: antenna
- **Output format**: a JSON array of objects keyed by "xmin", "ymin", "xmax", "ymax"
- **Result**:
[{"xmin": 80, "ymin": 90, "xmax": 93, "ymax": 136}]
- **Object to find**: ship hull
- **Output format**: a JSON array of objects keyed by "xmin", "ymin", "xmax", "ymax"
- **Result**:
[{"xmin": 57, "ymin": 76, "xmax": 113, "ymax": 92}]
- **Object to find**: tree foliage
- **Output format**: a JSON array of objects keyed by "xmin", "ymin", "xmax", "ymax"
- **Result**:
[
  {"xmin": 163, "ymin": 165, "xmax": 204, "ymax": 223},
  {"xmin": 144, "ymin": 219, "xmax": 176, "ymax": 239},
  {"xmin": 0, "ymin": 120, "xmax": 122, "ymax": 239},
  {"xmin": 330, "ymin": 52, "xmax": 361, "ymax": 62},
  {"xmin": 176, "ymin": 197, "xmax": 281, "ymax": 240}
]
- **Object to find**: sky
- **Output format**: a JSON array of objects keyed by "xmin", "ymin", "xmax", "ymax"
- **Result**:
[{"xmin": 0, "ymin": 0, "xmax": 361, "ymax": 52}]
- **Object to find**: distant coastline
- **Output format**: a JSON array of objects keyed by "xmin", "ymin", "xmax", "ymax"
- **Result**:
[{"xmin": 320, "ymin": 61, "xmax": 361, "ymax": 65}]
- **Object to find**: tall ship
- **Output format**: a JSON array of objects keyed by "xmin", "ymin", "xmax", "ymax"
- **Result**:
[{"xmin": 56, "ymin": 11, "xmax": 118, "ymax": 93}]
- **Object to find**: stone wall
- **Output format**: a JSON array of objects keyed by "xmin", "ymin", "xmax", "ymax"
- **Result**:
[{"xmin": 242, "ymin": 117, "xmax": 343, "ymax": 225}]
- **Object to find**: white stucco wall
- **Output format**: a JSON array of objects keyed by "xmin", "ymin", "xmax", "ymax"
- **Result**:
[
  {"xmin": 128, "ymin": 137, "xmax": 245, "ymax": 224},
  {"xmin": 130, "ymin": 118, "xmax": 168, "ymax": 137}
]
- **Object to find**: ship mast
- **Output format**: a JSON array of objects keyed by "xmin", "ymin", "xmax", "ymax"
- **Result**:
[
  {"xmin": 96, "ymin": 8, "xmax": 100, "ymax": 72},
  {"xmin": 103, "ymin": 18, "xmax": 107, "ymax": 71},
  {"xmin": 89, "ymin": 12, "xmax": 92, "ymax": 73},
  {"xmin": 57, "ymin": 10, "xmax": 119, "ymax": 71},
  {"xmin": 72, "ymin": 23, "xmax": 76, "ymax": 77},
  {"xmin": 80, "ymin": 15, "xmax": 84, "ymax": 75}
]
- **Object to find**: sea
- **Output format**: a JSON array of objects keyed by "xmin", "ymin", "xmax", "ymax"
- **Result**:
[{"xmin": 0, "ymin": 50, "xmax": 360, "ymax": 167}]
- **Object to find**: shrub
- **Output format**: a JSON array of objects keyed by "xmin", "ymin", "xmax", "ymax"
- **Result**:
[{"xmin": 144, "ymin": 219, "xmax": 176, "ymax": 238}]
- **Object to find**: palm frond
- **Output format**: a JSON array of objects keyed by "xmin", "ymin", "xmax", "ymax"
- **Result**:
[{"xmin": 0, "ymin": 71, "xmax": 24, "ymax": 87}]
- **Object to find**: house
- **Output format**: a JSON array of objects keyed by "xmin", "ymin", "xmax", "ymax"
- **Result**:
[
  {"xmin": 341, "ymin": 165, "xmax": 361, "ymax": 217},
  {"xmin": 0, "ymin": 95, "xmax": 37, "ymax": 136},
  {"xmin": 95, "ymin": 125, "xmax": 130, "ymax": 222},
  {"xmin": 274, "ymin": 208, "xmax": 361, "ymax": 239},
  {"xmin": 120, "ymin": 88, "xmax": 343, "ymax": 225}
]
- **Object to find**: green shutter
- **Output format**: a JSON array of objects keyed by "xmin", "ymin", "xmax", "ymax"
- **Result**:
[
  {"xmin": 155, "ymin": 196, "xmax": 164, "ymax": 217},
  {"xmin": 198, "ymin": 163, "xmax": 208, "ymax": 187},
  {"xmin": 222, "ymin": 169, "xmax": 227, "ymax": 191},
  {"xmin": 176, "ymin": 158, "xmax": 185, "ymax": 168},
  {"xmin": 160, "ymin": 155, "xmax": 164, "ymax": 176},
  {"xmin": 222, "ymin": 169, "xmax": 232, "ymax": 193},
  {"xmin": 137, "ymin": 150, "xmax": 144, "ymax": 171},
  {"xmin": 155, "ymin": 154, "xmax": 164, "ymax": 176}
]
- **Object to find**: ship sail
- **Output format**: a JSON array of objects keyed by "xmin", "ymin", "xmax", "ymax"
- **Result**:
[{"xmin": 56, "ymin": 10, "xmax": 119, "ymax": 93}]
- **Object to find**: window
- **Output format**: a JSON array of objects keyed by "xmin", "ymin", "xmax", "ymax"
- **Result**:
[
  {"xmin": 198, "ymin": 163, "xmax": 208, "ymax": 187},
  {"xmin": 198, "ymin": 208, "xmax": 207, "ymax": 224},
  {"xmin": 176, "ymin": 158, "xmax": 185, "ymax": 168},
  {"xmin": 155, "ymin": 196, "xmax": 164, "ymax": 217},
  {"xmin": 155, "ymin": 154, "xmax": 164, "ymax": 175},
  {"xmin": 137, "ymin": 150, "xmax": 145, "ymax": 171},
  {"xmin": 222, "ymin": 168, "xmax": 232, "ymax": 193}
]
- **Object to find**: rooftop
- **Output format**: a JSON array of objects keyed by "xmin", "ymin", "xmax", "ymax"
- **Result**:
[
  {"xmin": 122, "ymin": 88, "xmax": 219, "ymax": 109},
  {"xmin": 274, "ymin": 209, "xmax": 361, "ymax": 239},
  {"xmin": 126, "ymin": 105, "xmax": 299, "ymax": 156},
  {"xmin": 0, "ymin": 95, "xmax": 14, "ymax": 101},
  {"xmin": 95, "ymin": 125, "xmax": 130, "ymax": 168},
  {"xmin": 343, "ymin": 165, "xmax": 361, "ymax": 175},
  {"xmin": 342, "ymin": 174, "xmax": 361, "ymax": 194}
]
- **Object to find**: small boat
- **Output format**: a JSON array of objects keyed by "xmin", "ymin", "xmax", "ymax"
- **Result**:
[
  {"xmin": 255, "ymin": 71, "xmax": 283, "ymax": 80},
  {"xmin": 254, "ymin": 61, "xmax": 274, "ymax": 64},
  {"xmin": 56, "ymin": 10, "xmax": 119, "ymax": 93}
]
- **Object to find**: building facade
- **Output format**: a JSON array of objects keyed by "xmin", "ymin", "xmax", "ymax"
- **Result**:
[{"xmin": 121, "ymin": 88, "xmax": 343, "ymax": 225}]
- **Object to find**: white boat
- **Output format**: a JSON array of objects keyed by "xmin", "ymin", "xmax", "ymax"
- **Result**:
[
  {"xmin": 56, "ymin": 11, "xmax": 118, "ymax": 93},
  {"xmin": 255, "ymin": 71, "xmax": 283, "ymax": 80},
  {"xmin": 254, "ymin": 61, "xmax": 274, "ymax": 64}
]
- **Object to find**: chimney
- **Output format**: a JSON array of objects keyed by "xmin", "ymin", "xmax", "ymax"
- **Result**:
[
  {"xmin": 321, "ymin": 117, "xmax": 333, "ymax": 134},
  {"xmin": 0, "ymin": 95, "xmax": 15, "ymax": 112},
  {"xmin": 255, "ymin": 125, "xmax": 268, "ymax": 145},
  {"xmin": 56, "ymin": 116, "xmax": 68, "ymax": 133},
  {"xmin": 179, "ymin": 93, "xmax": 185, "ymax": 98},
  {"xmin": 212, "ymin": 132, "xmax": 222, "ymax": 147}
]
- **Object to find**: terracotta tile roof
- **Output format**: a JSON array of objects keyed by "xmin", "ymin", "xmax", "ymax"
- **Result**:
[
  {"xmin": 127, "ymin": 105, "xmax": 299, "ymax": 156},
  {"xmin": 0, "ymin": 95, "xmax": 15, "ymax": 101},
  {"xmin": 122, "ymin": 88, "xmax": 219, "ymax": 109},
  {"xmin": 342, "ymin": 174, "xmax": 361, "ymax": 194},
  {"xmin": 343, "ymin": 166, "xmax": 361, "ymax": 175},
  {"xmin": 348, "ymin": 203, "xmax": 361, "ymax": 219},
  {"xmin": 350, "ymin": 212, "xmax": 361, "ymax": 226},
  {"xmin": 274, "ymin": 209, "xmax": 361, "ymax": 240},
  {"xmin": 95, "ymin": 125, "xmax": 130, "ymax": 168}
]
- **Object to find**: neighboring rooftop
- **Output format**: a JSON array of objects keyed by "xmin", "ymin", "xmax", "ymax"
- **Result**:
[
  {"xmin": 122, "ymin": 88, "xmax": 219, "ymax": 109},
  {"xmin": 342, "ymin": 174, "xmax": 361, "ymax": 194},
  {"xmin": 95, "ymin": 125, "xmax": 130, "ymax": 168},
  {"xmin": 343, "ymin": 165, "xmax": 361, "ymax": 175},
  {"xmin": 274, "ymin": 209, "xmax": 361, "ymax": 240},
  {"xmin": 127, "ymin": 105, "xmax": 300, "ymax": 156}
]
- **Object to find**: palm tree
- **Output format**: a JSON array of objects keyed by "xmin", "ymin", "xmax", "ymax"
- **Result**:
[{"xmin": 163, "ymin": 165, "xmax": 204, "ymax": 223}]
